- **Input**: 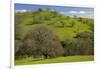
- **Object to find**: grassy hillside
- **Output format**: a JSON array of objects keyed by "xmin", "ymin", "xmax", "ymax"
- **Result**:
[
  {"xmin": 15, "ymin": 10, "xmax": 93, "ymax": 41},
  {"xmin": 15, "ymin": 55, "xmax": 94, "ymax": 65}
]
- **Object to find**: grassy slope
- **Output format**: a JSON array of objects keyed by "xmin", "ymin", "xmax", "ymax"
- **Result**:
[
  {"xmin": 17, "ymin": 11, "xmax": 91, "ymax": 40},
  {"xmin": 15, "ymin": 55, "xmax": 94, "ymax": 65}
]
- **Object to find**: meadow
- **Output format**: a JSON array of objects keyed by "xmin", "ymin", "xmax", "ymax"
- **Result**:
[{"xmin": 15, "ymin": 55, "xmax": 94, "ymax": 65}]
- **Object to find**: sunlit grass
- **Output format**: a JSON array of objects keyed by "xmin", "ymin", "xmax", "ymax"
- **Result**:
[{"xmin": 15, "ymin": 55, "xmax": 94, "ymax": 65}]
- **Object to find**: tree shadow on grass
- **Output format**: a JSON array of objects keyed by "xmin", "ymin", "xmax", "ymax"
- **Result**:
[
  {"xmin": 31, "ymin": 57, "xmax": 55, "ymax": 62},
  {"xmin": 32, "ymin": 58, "xmax": 45, "ymax": 61}
]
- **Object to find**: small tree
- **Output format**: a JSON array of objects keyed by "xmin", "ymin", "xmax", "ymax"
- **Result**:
[
  {"xmin": 61, "ymin": 38, "xmax": 78, "ymax": 56},
  {"xmin": 38, "ymin": 8, "xmax": 43, "ymax": 12}
]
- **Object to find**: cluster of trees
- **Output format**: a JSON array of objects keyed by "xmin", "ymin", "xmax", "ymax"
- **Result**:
[
  {"xmin": 15, "ymin": 25, "xmax": 94, "ymax": 59},
  {"xmin": 15, "ymin": 26, "xmax": 64, "ymax": 59},
  {"xmin": 62, "ymin": 32, "xmax": 94, "ymax": 56}
]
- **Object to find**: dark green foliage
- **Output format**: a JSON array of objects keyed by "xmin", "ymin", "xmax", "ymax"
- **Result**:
[
  {"xmin": 62, "ymin": 32, "xmax": 94, "ymax": 56},
  {"xmin": 75, "ymin": 32, "xmax": 94, "ymax": 55},
  {"xmin": 75, "ymin": 31, "xmax": 94, "ymax": 44},
  {"xmin": 15, "ymin": 40, "xmax": 23, "ymax": 59},
  {"xmin": 62, "ymin": 38, "xmax": 83, "ymax": 56},
  {"xmin": 74, "ymin": 31, "xmax": 93, "ymax": 39},
  {"xmin": 61, "ymin": 38, "xmax": 77, "ymax": 56},
  {"xmin": 75, "ymin": 38, "xmax": 94, "ymax": 55},
  {"xmin": 38, "ymin": 8, "xmax": 43, "ymax": 12},
  {"xmin": 15, "ymin": 39, "xmax": 38, "ymax": 59},
  {"xmin": 77, "ymin": 17, "xmax": 83, "ymax": 22}
]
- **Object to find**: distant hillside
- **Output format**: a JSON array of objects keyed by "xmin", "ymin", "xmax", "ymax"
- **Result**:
[{"xmin": 15, "ymin": 10, "xmax": 94, "ymax": 41}]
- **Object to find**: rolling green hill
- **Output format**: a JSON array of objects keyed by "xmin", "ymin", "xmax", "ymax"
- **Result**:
[{"xmin": 15, "ymin": 10, "xmax": 93, "ymax": 41}]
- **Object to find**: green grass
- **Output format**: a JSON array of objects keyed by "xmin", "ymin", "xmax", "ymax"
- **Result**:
[
  {"xmin": 15, "ymin": 55, "xmax": 94, "ymax": 65},
  {"xmin": 19, "ymin": 23, "xmax": 90, "ymax": 40},
  {"xmin": 17, "ymin": 12, "xmax": 91, "ymax": 40},
  {"xmin": 16, "ymin": 11, "xmax": 93, "ymax": 40}
]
